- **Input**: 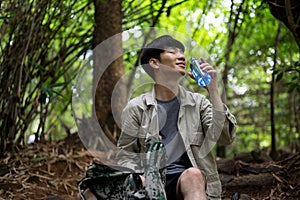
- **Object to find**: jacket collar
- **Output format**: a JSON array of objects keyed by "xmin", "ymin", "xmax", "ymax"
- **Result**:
[
  {"xmin": 178, "ymin": 85, "xmax": 196, "ymax": 106},
  {"xmin": 144, "ymin": 86, "xmax": 156, "ymax": 107},
  {"xmin": 145, "ymin": 85, "xmax": 196, "ymax": 107}
]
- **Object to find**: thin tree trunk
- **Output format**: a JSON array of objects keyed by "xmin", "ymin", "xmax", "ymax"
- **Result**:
[
  {"xmin": 218, "ymin": 0, "xmax": 245, "ymax": 158},
  {"xmin": 270, "ymin": 23, "xmax": 282, "ymax": 160}
]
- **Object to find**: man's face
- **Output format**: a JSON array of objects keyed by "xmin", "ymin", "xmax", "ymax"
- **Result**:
[{"xmin": 157, "ymin": 47, "xmax": 187, "ymax": 78}]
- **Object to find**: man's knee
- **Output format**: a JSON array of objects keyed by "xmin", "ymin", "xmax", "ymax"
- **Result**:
[
  {"xmin": 181, "ymin": 167, "xmax": 205, "ymax": 183},
  {"xmin": 176, "ymin": 168, "xmax": 207, "ymax": 199}
]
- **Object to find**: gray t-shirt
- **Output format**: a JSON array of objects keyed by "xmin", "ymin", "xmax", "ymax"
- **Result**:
[{"xmin": 157, "ymin": 97, "xmax": 192, "ymax": 174}]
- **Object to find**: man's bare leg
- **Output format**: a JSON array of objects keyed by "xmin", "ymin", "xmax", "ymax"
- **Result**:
[{"xmin": 176, "ymin": 167, "xmax": 207, "ymax": 200}]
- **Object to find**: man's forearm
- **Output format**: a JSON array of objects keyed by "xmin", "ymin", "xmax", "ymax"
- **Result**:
[{"xmin": 208, "ymin": 89, "xmax": 224, "ymax": 111}]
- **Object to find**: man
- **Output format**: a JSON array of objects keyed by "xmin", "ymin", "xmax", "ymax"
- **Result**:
[{"xmin": 117, "ymin": 35, "xmax": 237, "ymax": 200}]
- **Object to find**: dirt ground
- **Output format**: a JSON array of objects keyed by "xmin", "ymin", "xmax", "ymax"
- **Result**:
[{"xmin": 0, "ymin": 134, "xmax": 299, "ymax": 200}]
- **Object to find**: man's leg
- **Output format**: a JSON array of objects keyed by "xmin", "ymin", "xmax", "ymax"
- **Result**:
[{"xmin": 176, "ymin": 167, "xmax": 207, "ymax": 200}]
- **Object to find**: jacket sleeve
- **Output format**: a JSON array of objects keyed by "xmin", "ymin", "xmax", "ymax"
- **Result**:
[
  {"xmin": 116, "ymin": 101, "xmax": 145, "ymax": 172},
  {"xmin": 213, "ymin": 104, "xmax": 237, "ymax": 145},
  {"xmin": 201, "ymin": 97, "xmax": 237, "ymax": 146}
]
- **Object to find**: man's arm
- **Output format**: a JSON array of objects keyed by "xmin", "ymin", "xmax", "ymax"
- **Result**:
[
  {"xmin": 204, "ymin": 60, "xmax": 237, "ymax": 145},
  {"xmin": 191, "ymin": 59, "xmax": 237, "ymax": 145},
  {"xmin": 116, "ymin": 102, "xmax": 145, "ymax": 172}
]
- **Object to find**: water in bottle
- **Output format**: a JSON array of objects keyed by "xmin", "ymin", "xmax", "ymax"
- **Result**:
[{"xmin": 190, "ymin": 57, "xmax": 212, "ymax": 87}]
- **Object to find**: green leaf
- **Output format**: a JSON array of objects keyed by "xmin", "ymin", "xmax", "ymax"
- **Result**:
[
  {"xmin": 275, "ymin": 72, "xmax": 283, "ymax": 82},
  {"xmin": 49, "ymin": 82, "xmax": 69, "ymax": 88},
  {"xmin": 30, "ymin": 157, "xmax": 46, "ymax": 163}
]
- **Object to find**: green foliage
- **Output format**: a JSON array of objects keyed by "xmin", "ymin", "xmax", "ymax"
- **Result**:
[
  {"xmin": 1, "ymin": 0, "xmax": 299, "ymax": 157},
  {"xmin": 121, "ymin": 0, "xmax": 300, "ymax": 156},
  {"xmin": 0, "ymin": 0, "xmax": 93, "ymax": 152},
  {"xmin": 275, "ymin": 61, "xmax": 300, "ymax": 93}
]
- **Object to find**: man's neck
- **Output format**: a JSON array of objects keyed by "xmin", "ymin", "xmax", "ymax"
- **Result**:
[{"xmin": 154, "ymin": 83, "xmax": 179, "ymax": 101}]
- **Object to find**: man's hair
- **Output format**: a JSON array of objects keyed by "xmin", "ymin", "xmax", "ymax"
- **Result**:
[{"xmin": 140, "ymin": 35, "xmax": 185, "ymax": 79}]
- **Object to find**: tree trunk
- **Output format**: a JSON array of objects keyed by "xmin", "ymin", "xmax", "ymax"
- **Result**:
[
  {"xmin": 224, "ymin": 173, "xmax": 275, "ymax": 187},
  {"xmin": 93, "ymin": 0, "xmax": 125, "ymax": 144},
  {"xmin": 270, "ymin": 24, "xmax": 282, "ymax": 160},
  {"xmin": 218, "ymin": 0, "xmax": 245, "ymax": 158}
]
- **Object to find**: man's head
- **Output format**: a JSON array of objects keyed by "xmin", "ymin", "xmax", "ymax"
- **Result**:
[{"xmin": 140, "ymin": 35, "xmax": 185, "ymax": 79}]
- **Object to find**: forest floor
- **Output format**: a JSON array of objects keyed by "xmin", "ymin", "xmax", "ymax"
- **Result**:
[{"xmin": 0, "ymin": 133, "xmax": 299, "ymax": 200}]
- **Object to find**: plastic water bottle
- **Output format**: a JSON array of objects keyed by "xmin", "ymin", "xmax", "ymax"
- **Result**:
[{"xmin": 190, "ymin": 57, "xmax": 212, "ymax": 87}]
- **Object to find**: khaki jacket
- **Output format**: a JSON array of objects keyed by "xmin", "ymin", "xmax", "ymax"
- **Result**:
[{"xmin": 117, "ymin": 85, "xmax": 237, "ymax": 199}]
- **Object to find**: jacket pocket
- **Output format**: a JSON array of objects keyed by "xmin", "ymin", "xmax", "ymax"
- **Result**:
[{"xmin": 190, "ymin": 131, "xmax": 204, "ymax": 146}]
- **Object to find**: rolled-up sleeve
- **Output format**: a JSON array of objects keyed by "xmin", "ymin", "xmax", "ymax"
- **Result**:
[
  {"xmin": 199, "ymin": 96, "xmax": 237, "ymax": 146},
  {"xmin": 212, "ymin": 104, "xmax": 237, "ymax": 145}
]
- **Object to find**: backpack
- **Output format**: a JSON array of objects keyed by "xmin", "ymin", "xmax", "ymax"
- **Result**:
[{"xmin": 77, "ymin": 140, "xmax": 166, "ymax": 200}]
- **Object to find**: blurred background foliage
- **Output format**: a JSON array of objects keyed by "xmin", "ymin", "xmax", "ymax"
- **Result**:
[{"xmin": 0, "ymin": 0, "xmax": 299, "ymax": 158}]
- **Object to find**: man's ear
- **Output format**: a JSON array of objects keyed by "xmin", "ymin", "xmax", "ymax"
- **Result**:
[{"xmin": 149, "ymin": 58, "xmax": 160, "ymax": 69}]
